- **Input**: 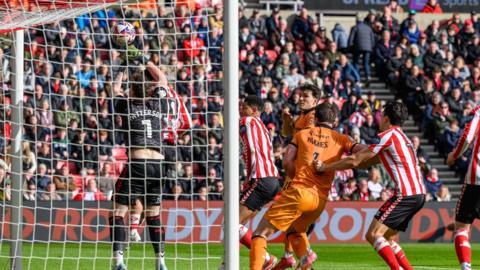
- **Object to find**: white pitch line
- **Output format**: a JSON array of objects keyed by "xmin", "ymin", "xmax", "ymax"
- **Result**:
[{"xmin": 414, "ymin": 267, "xmax": 458, "ymax": 270}]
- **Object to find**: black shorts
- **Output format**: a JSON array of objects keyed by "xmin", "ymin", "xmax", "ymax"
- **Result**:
[
  {"xmin": 240, "ymin": 177, "xmax": 280, "ymax": 211},
  {"xmin": 375, "ymin": 194, "xmax": 425, "ymax": 232},
  {"xmin": 456, "ymin": 184, "xmax": 480, "ymax": 224},
  {"xmin": 114, "ymin": 159, "xmax": 164, "ymax": 206}
]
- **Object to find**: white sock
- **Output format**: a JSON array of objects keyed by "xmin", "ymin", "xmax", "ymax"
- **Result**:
[
  {"xmin": 265, "ymin": 252, "xmax": 270, "ymax": 262},
  {"xmin": 130, "ymin": 214, "xmax": 141, "ymax": 227},
  {"xmin": 461, "ymin": 262, "xmax": 472, "ymax": 270},
  {"xmin": 156, "ymin": 253, "xmax": 166, "ymax": 265},
  {"xmin": 284, "ymin": 251, "xmax": 293, "ymax": 258},
  {"xmin": 113, "ymin": 250, "xmax": 124, "ymax": 265}
]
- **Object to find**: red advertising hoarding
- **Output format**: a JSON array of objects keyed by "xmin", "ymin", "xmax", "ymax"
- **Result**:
[{"xmin": 0, "ymin": 201, "xmax": 478, "ymax": 243}]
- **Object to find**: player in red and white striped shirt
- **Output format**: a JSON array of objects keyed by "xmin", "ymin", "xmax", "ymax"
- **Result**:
[
  {"xmin": 219, "ymin": 96, "xmax": 280, "ymax": 270},
  {"xmin": 316, "ymin": 102, "xmax": 425, "ymax": 270},
  {"xmin": 447, "ymin": 105, "xmax": 480, "ymax": 270}
]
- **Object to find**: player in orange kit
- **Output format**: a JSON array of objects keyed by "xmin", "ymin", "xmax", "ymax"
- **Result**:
[
  {"xmin": 249, "ymin": 102, "xmax": 364, "ymax": 270},
  {"xmin": 275, "ymin": 84, "xmax": 319, "ymax": 269}
]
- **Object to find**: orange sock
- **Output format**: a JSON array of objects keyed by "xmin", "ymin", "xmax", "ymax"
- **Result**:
[
  {"xmin": 250, "ymin": 236, "xmax": 267, "ymax": 270},
  {"xmin": 284, "ymin": 233, "xmax": 294, "ymax": 254},
  {"xmin": 288, "ymin": 232, "xmax": 309, "ymax": 258}
]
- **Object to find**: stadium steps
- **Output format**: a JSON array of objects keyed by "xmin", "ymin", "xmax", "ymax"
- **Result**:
[{"xmin": 363, "ymin": 76, "xmax": 463, "ymax": 199}]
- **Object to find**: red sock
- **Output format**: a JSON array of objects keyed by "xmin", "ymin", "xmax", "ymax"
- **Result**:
[
  {"xmin": 455, "ymin": 229, "xmax": 471, "ymax": 265},
  {"xmin": 239, "ymin": 224, "xmax": 252, "ymax": 249},
  {"xmin": 390, "ymin": 241, "xmax": 413, "ymax": 270},
  {"xmin": 373, "ymin": 237, "xmax": 401, "ymax": 270}
]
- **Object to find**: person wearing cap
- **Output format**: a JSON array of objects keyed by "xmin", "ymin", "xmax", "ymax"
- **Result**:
[
  {"xmin": 421, "ymin": 0, "xmax": 443, "ymax": 13},
  {"xmin": 348, "ymin": 14, "xmax": 375, "ymax": 85},
  {"xmin": 402, "ymin": 20, "xmax": 421, "ymax": 44},
  {"xmin": 459, "ymin": 19, "xmax": 477, "ymax": 49},
  {"xmin": 314, "ymin": 25, "xmax": 330, "ymax": 51},
  {"xmin": 364, "ymin": 9, "xmax": 377, "ymax": 29},
  {"xmin": 400, "ymin": 9, "xmax": 416, "ymax": 34}
]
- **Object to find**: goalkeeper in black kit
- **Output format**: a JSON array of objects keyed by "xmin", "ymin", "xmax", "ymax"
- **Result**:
[{"xmin": 109, "ymin": 43, "xmax": 191, "ymax": 270}]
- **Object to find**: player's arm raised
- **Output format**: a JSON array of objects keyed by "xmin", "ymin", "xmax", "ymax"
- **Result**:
[
  {"xmin": 315, "ymin": 148, "xmax": 377, "ymax": 172},
  {"xmin": 283, "ymin": 144, "xmax": 297, "ymax": 179}
]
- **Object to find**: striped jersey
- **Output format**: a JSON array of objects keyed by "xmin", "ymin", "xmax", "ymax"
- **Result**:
[
  {"xmin": 452, "ymin": 105, "xmax": 480, "ymax": 185},
  {"xmin": 368, "ymin": 126, "xmax": 426, "ymax": 196},
  {"xmin": 239, "ymin": 116, "xmax": 279, "ymax": 180}
]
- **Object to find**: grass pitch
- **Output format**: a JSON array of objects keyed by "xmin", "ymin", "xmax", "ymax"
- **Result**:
[{"xmin": 0, "ymin": 242, "xmax": 477, "ymax": 269}]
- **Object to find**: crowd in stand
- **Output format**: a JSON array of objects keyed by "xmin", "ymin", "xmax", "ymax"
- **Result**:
[{"xmin": 0, "ymin": 0, "xmax": 476, "ymax": 202}]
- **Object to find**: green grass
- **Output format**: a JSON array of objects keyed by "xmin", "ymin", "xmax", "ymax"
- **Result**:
[{"xmin": 0, "ymin": 243, "xmax": 477, "ymax": 269}]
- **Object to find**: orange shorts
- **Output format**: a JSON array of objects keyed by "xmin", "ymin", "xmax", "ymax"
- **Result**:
[{"xmin": 264, "ymin": 186, "xmax": 326, "ymax": 232}]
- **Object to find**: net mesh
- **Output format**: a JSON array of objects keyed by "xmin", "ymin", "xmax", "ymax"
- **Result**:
[{"xmin": 0, "ymin": 1, "xmax": 226, "ymax": 269}]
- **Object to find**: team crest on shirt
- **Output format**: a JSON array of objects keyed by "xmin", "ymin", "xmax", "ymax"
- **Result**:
[{"xmin": 158, "ymin": 88, "xmax": 167, "ymax": 98}]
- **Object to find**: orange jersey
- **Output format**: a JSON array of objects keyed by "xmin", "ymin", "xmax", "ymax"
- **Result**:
[
  {"xmin": 294, "ymin": 108, "xmax": 316, "ymax": 134},
  {"xmin": 291, "ymin": 125, "xmax": 355, "ymax": 198}
]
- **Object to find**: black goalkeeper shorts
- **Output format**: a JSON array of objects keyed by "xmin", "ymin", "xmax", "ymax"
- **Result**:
[{"xmin": 114, "ymin": 159, "xmax": 164, "ymax": 206}]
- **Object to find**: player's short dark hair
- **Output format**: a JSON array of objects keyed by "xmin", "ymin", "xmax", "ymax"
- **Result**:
[
  {"xmin": 130, "ymin": 69, "xmax": 155, "ymax": 98},
  {"xmin": 298, "ymin": 84, "xmax": 321, "ymax": 99},
  {"xmin": 383, "ymin": 101, "xmax": 408, "ymax": 126},
  {"xmin": 315, "ymin": 102, "xmax": 338, "ymax": 124},
  {"xmin": 243, "ymin": 95, "xmax": 264, "ymax": 111}
]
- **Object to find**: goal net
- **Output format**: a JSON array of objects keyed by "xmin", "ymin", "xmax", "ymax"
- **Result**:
[{"xmin": 0, "ymin": 0, "xmax": 227, "ymax": 269}]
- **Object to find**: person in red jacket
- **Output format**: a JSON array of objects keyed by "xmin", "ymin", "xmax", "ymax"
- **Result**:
[
  {"xmin": 73, "ymin": 178, "xmax": 106, "ymax": 201},
  {"xmin": 183, "ymin": 32, "xmax": 205, "ymax": 61},
  {"xmin": 422, "ymin": 0, "xmax": 443, "ymax": 13}
]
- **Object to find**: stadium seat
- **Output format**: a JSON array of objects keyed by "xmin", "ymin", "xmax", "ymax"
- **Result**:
[{"xmin": 266, "ymin": 50, "xmax": 278, "ymax": 61}]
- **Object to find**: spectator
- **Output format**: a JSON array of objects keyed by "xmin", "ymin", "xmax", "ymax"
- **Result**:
[
  {"xmin": 97, "ymin": 163, "xmax": 115, "ymax": 200},
  {"xmin": 436, "ymin": 185, "xmax": 451, "ymax": 202},
  {"xmin": 0, "ymin": 167, "xmax": 11, "ymax": 201},
  {"xmin": 367, "ymin": 168, "xmax": 383, "ymax": 200},
  {"xmin": 422, "ymin": 0, "xmax": 443, "ymax": 13},
  {"xmin": 72, "ymin": 178, "xmax": 103, "ymax": 201},
  {"xmin": 271, "ymin": 19, "xmax": 294, "ymax": 51},
  {"xmin": 423, "ymin": 42, "xmax": 444, "ymax": 75},
  {"xmin": 165, "ymin": 183, "xmax": 190, "ymax": 200},
  {"xmin": 348, "ymin": 15, "xmax": 375, "ymax": 84},
  {"xmin": 425, "ymin": 168, "xmax": 442, "ymax": 200},
  {"xmin": 402, "ymin": 20, "xmax": 420, "ymax": 44},
  {"xmin": 442, "ymin": 120, "xmax": 461, "ymax": 156},
  {"xmin": 22, "ymin": 141, "xmax": 37, "ymax": 181},
  {"xmin": 195, "ymin": 186, "xmax": 209, "ymax": 201},
  {"xmin": 265, "ymin": 7, "xmax": 280, "ymax": 37},
  {"xmin": 379, "ymin": 190, "xmax": 390, "ymax": 202},
  {"xmin": 351, "ymin": 179, "xmax": 374, "ymax": 201},
  {"xmin": 209, "ymin": 180, "xmax": 223, "ymax": 200},
  {"xmin": 39, "ymin": 182, "xmax": 63, "ymax": 201},
  {"xmin": 375, "ymin": 30, "xmax": 395, "ymax": 80},
  {"xmin": 360, "ymin": 114, "xmax": 379, "ymax": 144},
  {"xmin": 35, "ymin": 163, "xmax": 51, "ymax": 193},
  {"xmin": 331, "ymin": 23, "xmax": 349, "ymax": 52},
  {"xmin": 291, "ymin": 8, "xmax": 313, "ymax": 41},
  {"xmin": 53, "ymin": 165, "xmax": 77, "ymax": 199},
  {"xmin": 386, "ymin": 0, "xmax": 404, "ymax": 13},
  {"xmin": 335, "ymin": 54, "xmax": 360, "ymax": 83}
]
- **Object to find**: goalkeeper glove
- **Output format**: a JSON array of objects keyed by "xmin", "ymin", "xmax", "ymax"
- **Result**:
[{"xmin": 121, "ymin": 45, "xmax": 149, "ymax": 66}]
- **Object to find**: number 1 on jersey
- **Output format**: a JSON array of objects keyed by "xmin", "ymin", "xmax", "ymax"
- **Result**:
[{"xmin": 141, "ymin": 119, "xmax": 153, "ymax": 138}]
